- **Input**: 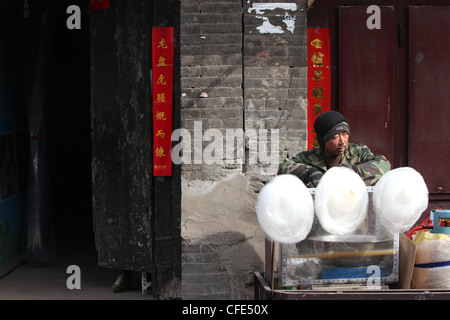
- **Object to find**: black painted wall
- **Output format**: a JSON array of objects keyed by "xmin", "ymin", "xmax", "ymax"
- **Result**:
[{"xmin": 90, "ymin": 0, "xmax": 181, "ymax": 297}]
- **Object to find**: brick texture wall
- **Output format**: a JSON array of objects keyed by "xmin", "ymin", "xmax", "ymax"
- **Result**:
[
  {"xmin": 180, "ymin": 0, "xmax": 308, "ymax": 299},
  {"xmin": 244, "ymin": 1, "xmax": 308, "ymax": 176},
  {"xmin": 180, "ymin": 0, "xmax": 244, "ymax": 181}
]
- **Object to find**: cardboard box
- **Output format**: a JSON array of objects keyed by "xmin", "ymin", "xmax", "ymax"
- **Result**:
[{"xmin": 396, "ymin": 232, "xmax": 416, "ymax": 289}]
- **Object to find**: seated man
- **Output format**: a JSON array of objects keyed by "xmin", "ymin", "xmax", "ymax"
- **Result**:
[{"xmin": 278, "ymin": 111, "xmax": 391, "ymax": 187}]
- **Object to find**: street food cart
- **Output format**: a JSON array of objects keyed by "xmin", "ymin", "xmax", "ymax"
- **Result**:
[{"xmin": 254, "ymin": 187, "xmax": 450, "ymax": 299}]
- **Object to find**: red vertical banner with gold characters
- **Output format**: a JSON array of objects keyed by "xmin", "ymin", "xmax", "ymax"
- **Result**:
[
  {"xmin": 89, "ymin": 0, "xmax": 110, "ymax": 11},
  {"xmin": 307, "ymin": 28, "xmax": 331, "ymax": 149},
  {"xmin": 152, "ymin": 27, "xmax": 174, "ymax": 176}
]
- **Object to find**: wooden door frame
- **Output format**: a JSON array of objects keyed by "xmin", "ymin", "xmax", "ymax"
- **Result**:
[
  {"xmin": 309, "ymin": 0, "xmax": 450, "ymax": 169},
  {"xmin": 308, "ymin": 0, "xmax": 450, "ymax": 224},
  {"xmin": 151, "ymin": 0, "xmax": 182, "ymax": 299},
  {"xmin": 90, "ymin": 0, "xmax": 181, "ymax": 299},
  {"xmin": 308, "ymin": 0, "xmax": 405, "ymax": 168}
]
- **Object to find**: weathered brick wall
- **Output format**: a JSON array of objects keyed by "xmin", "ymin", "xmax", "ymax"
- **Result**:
[
  {"xmin": 180, "ymin": 0, "xmax": 244, "ymax": 181},
  {"xmin": 244, "ymin": 1, "xmax": 308, "ymax": 176},
  {"xmin": 179, "ymin": 0, "xmax": 308, "ymax": 299}
]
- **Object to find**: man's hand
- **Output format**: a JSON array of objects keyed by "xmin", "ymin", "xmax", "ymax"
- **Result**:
[{"xmin": 307, "ymin": 167, "xmax": 323, "ymax": 187}]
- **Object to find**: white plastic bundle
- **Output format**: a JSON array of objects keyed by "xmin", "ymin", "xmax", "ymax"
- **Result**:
[
  {"xmin": 255, "ymin": 174, "xmax": 314, "ymax": 244},
  {"xmin": 373, "ymin": 167, "xmax": 428, "ymax": 233},
  {"xmin": 412, "ymin": 234, "xmax": 450, "ymax": 289},
  {"xmin": 315, "ymin": 166, "xmax": 368, "ymax": 235}
]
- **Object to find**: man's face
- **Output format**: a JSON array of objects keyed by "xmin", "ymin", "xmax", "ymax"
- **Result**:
[{"xmin": 324, "ymin": 131, "xmax": 349, "ymax": 156}]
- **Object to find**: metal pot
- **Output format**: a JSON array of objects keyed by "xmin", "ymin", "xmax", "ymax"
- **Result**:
[{"xmin": 309, "ymin": 234, "xmax": 394, "ymax": 267}]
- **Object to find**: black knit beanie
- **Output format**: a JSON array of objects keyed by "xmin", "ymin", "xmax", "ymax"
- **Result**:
[{"xmin": 314, "ymin": 111, "xmax": 350, "ymax": 148}]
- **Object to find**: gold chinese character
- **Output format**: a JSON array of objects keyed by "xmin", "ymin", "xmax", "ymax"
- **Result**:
[
  {"xmin": 156, "ymin": 129, "xmax": 165, "ymax": 139},
  {"xmin": 312, "ymin": 135, "xmax": 319, "ymax": 147},
  {"xmin": 312, "ymin": 70, "xmax": 324, "ymax": 83},
  {"xmin": 311, "ymin": 52, "xmax": 324, "ymax": 67},
  {"xmin": 156, "ymin": 93, "xmax": 166, "ymax": 102},
  {"xmin": 310, "ymin": 38, "xmax": 323, "ymax": 49},
  {"xmin": 157, "ymin": 56, "xmax": 167, "ymax": 67},
  {"xmin": 155, "ymin": 111, "xmax": 166, "ymax": 120},
  {"xmin": 155, "ymin": 146, "xmax": 166, "ymax": 157},
  {"xmin": 156, "ymin": 74, "xmax": 166, "ymax": 85},
  {"xmin": 312, "ymin": 102, "xmax": 323, "ymax": 117},
  {"xmin": 158, "ymin": 38, "xmax": 168, "ymax": 49},
  {"xmin": 311, "ymin": 86, "xmax": 324, "ymax": 100}
]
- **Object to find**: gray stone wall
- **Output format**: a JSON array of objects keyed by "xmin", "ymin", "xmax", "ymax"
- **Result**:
[{"xmin": 179, "ymin": 0, "xmax": 308, "ymax": 299}]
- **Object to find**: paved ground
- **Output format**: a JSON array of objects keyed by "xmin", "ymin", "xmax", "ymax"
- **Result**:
[{"xmin": 0, "ymin": 234, "xmax": 154, "ymax": 300}]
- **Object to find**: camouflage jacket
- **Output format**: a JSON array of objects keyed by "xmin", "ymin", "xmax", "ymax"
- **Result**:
[{"xmin": 278, "ymin": 143, "xmax": 391, "ymax": 187}]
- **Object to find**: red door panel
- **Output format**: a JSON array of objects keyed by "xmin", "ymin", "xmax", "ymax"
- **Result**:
[
  {"xmin": 409, "ymin": 6, "xmax": 450, "ymax": 194},
  {"xmin": 338, "ymin": 6, "xmax": 395, "ymax": 164}
]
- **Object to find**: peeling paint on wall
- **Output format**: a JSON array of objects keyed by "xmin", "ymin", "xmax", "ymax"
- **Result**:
[{"xmin": 248, "ymin": 3, "xmax": 297, "ymax": 34}]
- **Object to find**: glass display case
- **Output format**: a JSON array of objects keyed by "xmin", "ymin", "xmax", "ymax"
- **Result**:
[{"xmin": 275, "ymin": 187, "xmax": 399, "ymax": 289}]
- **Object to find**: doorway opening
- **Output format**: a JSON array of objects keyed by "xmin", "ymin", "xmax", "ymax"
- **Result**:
[
  {"xmin": 44, "ymin": 1, "xmax": 93, "ymax": 254},
  {"xmin": 14, "ymin": 1, "xmax": 94, "ymax": 260}
]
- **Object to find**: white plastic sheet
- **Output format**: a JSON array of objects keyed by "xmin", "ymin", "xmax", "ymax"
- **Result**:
[
  {"xmin": 315, "ymin": 167, "xmax": 368, "ymax": 235},
  {"xmin": 373, "ymin": 167, "xmax": 428, "ymax": 233},
  {"xmin": 256, "ymin": 174, "xmax": 314, "ymax": 244}
]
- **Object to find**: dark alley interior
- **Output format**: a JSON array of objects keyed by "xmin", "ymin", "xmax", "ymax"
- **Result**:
[
  {"xmin": 44, "ymin": 1, "xmax": 93, "ymax": 252},
  {"xmin": 8, "ymin": 0, "xmax": 94, "ymax": 262}
]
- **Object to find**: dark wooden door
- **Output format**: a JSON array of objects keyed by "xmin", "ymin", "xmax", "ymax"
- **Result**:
[
  {"xmin": 90, "ymin": 1, "xmax": 181, "ymax": 298},
  {"xmin": 90, "ymin": 2, "xmax": 153, "ymax": 272},
  {"xmin": 308, "ymin": 0, "xmax": 450, "ymax": 226},
  {"xmin": 408, "ymin": 6, "xmax": 450, "ymax": 195},
  {"xmin": 337, "ymin": 3, "xmax": 450, "ymax": 198},
  {"xmin": 338, "ymin": 6, "xmax": 395, "ymax": 164}
]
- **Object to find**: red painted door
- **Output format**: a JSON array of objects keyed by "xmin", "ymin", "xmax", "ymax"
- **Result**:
[
  {"xmin": 338, "ymin": 6, "xmax": 395, "ymax": 164},
  {"xmin": 408, "ymin": 6, "xmax": 450, "ymax": 195}
]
